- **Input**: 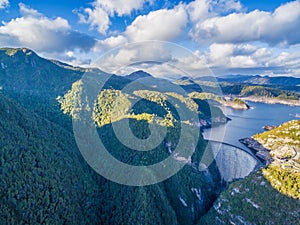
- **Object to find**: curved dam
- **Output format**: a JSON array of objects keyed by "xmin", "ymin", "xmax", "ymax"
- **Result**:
[
  {"xmin": 166, "ymin": 140, "xmax": 262, "ymax": 225},
  {"xmin": 207, "ymin": 141, "xmax": 261, "ymax": 182}
]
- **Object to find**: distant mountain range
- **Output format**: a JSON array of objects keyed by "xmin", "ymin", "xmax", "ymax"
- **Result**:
[{"xmin": 218, "ymin": 74, "xmax": 300, "ymax": 86}]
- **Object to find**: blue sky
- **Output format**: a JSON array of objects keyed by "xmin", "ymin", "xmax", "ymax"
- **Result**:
[{"xmin": 0, "ymin": 0, "xmax": 300, "ymax": 77}]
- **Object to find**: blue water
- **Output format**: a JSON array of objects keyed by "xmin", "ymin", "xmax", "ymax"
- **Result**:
[{"xmin": 203, "ymin": 101, "xmax": 300, "ymax": 150}]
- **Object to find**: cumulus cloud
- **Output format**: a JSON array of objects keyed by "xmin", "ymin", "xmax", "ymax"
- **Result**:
[
  {"xmin": 0, "ymin": 0, "xmax": 9, "ymax": 9},
  {"xmin": 189, "ymin": 1, "xmax": 300, "ymax": 46},
  {"xmin": 77, "ymin": 0, "xmax": 153, "ymax": 35},
  {"xmin": 91, "ymin": 41, "xmax": 175, "ymax": 74},
  {"xmin": 125, "ymin": 5, "xmax": 188, "ymax": 42},
  {"xmin": 90, "ymin": 40, "xmax": 217, "ymax": 79},
  {"xmin": 195, "ymin": 43, "xmax": 300, "ymax": 77},
  {"xmin": 19, "ymin": 2, "xmax": 41, "ymax": 16},
  {"xmin": 93, "ymin": 35, "xmax": 128, "ymax": 52},
  {"xmin": 93, "ymin": 0, "xmax": 153, "ymax": 16},
  {"xmin": 91, "ymin": 4, "xmax": 189, "ymax": 53},
  {"xmin": 0, "ymin": 3, "xmax": 96, "ymax": 53},
  {"xmin": 207, "ymin": 43, "xmax": 273, "ymax": 68},
  {"xmin": 187, "ymin": 0, "xmax": 242, "ymax": 22},
  {"xmin": 269, "ymin": 50, "xmax": 300, "ymax": 71},
  {"xmin": 77, "ymin": 6, "xmax": 110, "ymax": 35}
]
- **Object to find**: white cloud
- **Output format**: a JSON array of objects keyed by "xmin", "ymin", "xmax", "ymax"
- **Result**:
[
  {"xmin": 189, "ymin": 1, "xmax": 300, "ymax": 46},
  {"xmin": 93, "ymin": 0, "xmax": 152, "ymax": 16},
  {"xmin": 0, "ymin": 4, "xmax": 96, "ymax": 52},
  {"xmin": 66, "ymin": 51, "xmax": 74, "ymax": 58},
  {"xmin": 0, "ymin": 0, "xmax": 9, "ymax": 9},
  {"xmin": 19, "ymin": 2, "xmax": 41, "ymax": 16},
  {"xmin": 89, "ymin": 39, "xmax": 300, "ymax": 78},
  {"xmin": 207, "ymin": 43, "xmax": 273, "ymax": 68},
  {"xmin": 194, "ymin": 43, "xmax": 300, "ymax": 77},
  {"xmin": 78, "ymin": 6, "xmax": 110, "ymax": 35},
  {"xmin": 92, "ymin": 41, "xmax": 175, "ymax": 74},
  {"xmin": 77, "ymin": 0, "xmax": 153, "ymax": 35},
  {"xmin": 88, "ymin": 0, "xmax": 242, "ymax": 48},
  {"xmin": 90, "ymin": 41, "xmax": 216, "ymax": 78},
  {"xmin": 125, "ymin": 5, "xmax": 188, "ymax": 42},
  {"xmin": 186, "ymin": 0, "xmax": 242, "ymax": 22},
  {"xmin": 269, "ymin": 50, "xmax": 300, "ymax": 70},
  {"xmin": 217, "ymin": 0, "xmax": 242, "ymax": 12},
  {"xmin": 91, "ymin": 4, "xmax": 188, "ymax": 52},
  {"xmin": 93, "ymin": 35, "xmax": 128, "ymax": 52},
  {"xmin": 186, "ymin": 0, "xmax": 212, "ymax": 22}
]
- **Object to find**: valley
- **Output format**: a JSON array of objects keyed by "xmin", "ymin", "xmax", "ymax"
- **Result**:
[{"xmin": 0, "ymin": 48, "xmax": 299, "ymax": 224}]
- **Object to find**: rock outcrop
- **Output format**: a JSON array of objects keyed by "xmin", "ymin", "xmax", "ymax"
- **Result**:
[{"xmin": 239, "ymin": 137, "xmax": 273, "ymax": 165}]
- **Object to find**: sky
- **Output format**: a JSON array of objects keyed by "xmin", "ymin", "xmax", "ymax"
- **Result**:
[{"xmin": 0, "ymin": 0, "xmax": 300, "ymax": 78}]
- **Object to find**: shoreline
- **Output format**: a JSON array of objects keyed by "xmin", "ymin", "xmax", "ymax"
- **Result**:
[{"xmin": 240, "ymin": 96, "xmax": 300, "ymax": 106}]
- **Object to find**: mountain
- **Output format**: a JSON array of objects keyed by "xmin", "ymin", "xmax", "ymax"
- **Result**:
[
  {"xmin": 0, "ymin": 90, "xmax": 228, "ymax": 224},
  {"xmin": 0, "ymin": 48, "xmax": 86, "ymax": 97},
  {"xmin": 178, "ymin": 74, "xmax": 300, "ymax": 105},
  {"xmin": 218, "ymin": 74, "xmax": 300, "ymax": 87},
  {"xmin": 173, "ymin": 78, "xmax": 203, "ymax": 93},
  {"xmin": 125, "ymin": 70, "xmax": 153, "ymax": 80},
  {"xmin": 1, "ymin": 47, "xmax": 299, "ymax": 224},
  {"xmin": 0, "ymin": 48, "xmax": 228, "ymax": 224}
]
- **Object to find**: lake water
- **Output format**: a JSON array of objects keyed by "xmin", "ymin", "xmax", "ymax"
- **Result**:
[{"xmin": 203, "ymin": 101, "xmax": 300, "ymax": 150}]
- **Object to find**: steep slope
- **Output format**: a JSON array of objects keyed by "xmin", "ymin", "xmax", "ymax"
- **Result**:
[
  {"xmin": 0, "ymin": 48, "xmax": 263, "ymax": 224},
  {"xmin": 200, "ymin": 171, "xmax": 300, "ymax": 225},
  {"xmin": 57, "ymin": 75, "xmax": 262, "ymax": 224},
  {"xmin": 0, "ymin": 93, "xmax": 102, "ymax": 224},
  {"xmin": 253, "ymin": 120, "xmax": 300, "ymax": 199},
  {"xmin": 0, "ymin": 91, "xmax": 185, "ymax": 224},
  {"xmin": 173, "ymin": 77, "xmax": 203, "ymax": 93},
  {"xmin": 0, "ymin": 49, "xmax": 220, "ymax": 224},
  {"xmin": 201, "ymin": 120, "xmax": 300, "ymax": 224}
]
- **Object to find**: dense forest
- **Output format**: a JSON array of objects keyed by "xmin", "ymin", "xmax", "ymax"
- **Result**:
[
  {"xmin": 0, "ymin": 48, "xmax": 227, "ymax": 224},
  {"xmin": 1, "ymin": 48, "xmax": 299, "ymax": 224}
]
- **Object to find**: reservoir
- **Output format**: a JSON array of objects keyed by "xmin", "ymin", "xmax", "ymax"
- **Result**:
[{"xmin": 203, "ymin": 101, "xmax": 300, "ymax": 150}]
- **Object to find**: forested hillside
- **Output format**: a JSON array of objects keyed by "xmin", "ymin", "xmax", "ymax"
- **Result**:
[
  {"xmin": 0, "ymin": 94, "xmax": 102, "ymax": 224},
  {"xmin": 0, "ymin": 48, "xmax": 227, "ymax": 224},
  {"xmin": 1, "ymin": 47, "xmax": 298, "ymax": 224}
]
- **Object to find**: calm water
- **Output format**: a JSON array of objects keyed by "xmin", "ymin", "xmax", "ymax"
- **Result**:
[{"xmin": 203, "ymin": 101, "xmax": 300, "ymax": 150}]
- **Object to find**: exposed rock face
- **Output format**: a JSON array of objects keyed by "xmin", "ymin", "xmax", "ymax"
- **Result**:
[
  {"xmin": 263, "ymin": 125, "xmax": 277, "ymax": 131},
  {"xmin": 239, "ymin": 137, "xmax": 273, "ymax": 164}
]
